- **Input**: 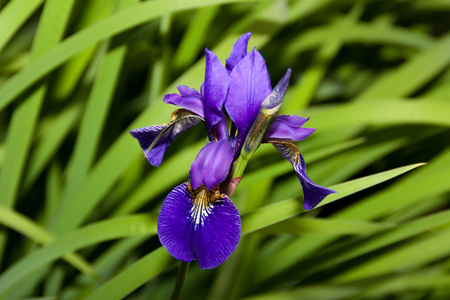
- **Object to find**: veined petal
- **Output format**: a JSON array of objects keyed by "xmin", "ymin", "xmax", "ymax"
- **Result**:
[
  {"xmin": 129, "ymin": 110, "xmax": 201, "ymax": 167},
  {"xmin": 225, "ymin": 48, "xmax": 272, "ymax": 145},
  {"xmin": 270, "ymin": 140, "xmax": 336, "ymax": 210},
  {"xmin": 265, "ymin": 115, "xmax": 315, "ymax": 141},
  {"xmin": 158, "ymin": 183, "xmax": 241, "ymax": 269},
  {"xmin": 204, "ymin": 49, "xmax": 229, "ymax": 130},
  {"xmin": 225, "ymin": 32, "xmax": 251, "ymax": 74},
  {"xmin": 190, "ymin": 139, "xmax": 234, "ymax": 190},
  {"xmin": 163, "ymin": 85, "xmax": 204, "ymax": 118}
]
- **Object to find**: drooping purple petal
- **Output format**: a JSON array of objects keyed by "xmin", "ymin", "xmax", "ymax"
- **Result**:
[
  {"xmin": 225, "ymin": 48, "xmax": 272, "ymax": 146},
  {"xmin": 190, "ymin": 139, "xmax": 234, "ymax": 190},
  {"xmin": 158, "ymin": 183, "xmax": 241, "ymax": 269},
  {"xmin": 270, "ymin": 140, "xmax": 336, "ymax": 210},
  {"xmin": 265, "ymin": 115, "xmax": 315, "ymax": 141},
  {"xmin": 130, "ymin": 113, "xmax": 201, "ymax": 167},
  {"xmin": 203, "ymin": 49, "xmax": 229, "ymax": 131},
  {"xmin": 163, "ymin": 85, "xmax": 204, "ymax": 118},
  {"xmin": 225, "ymin": 32, "xmax": 251, "ymax": 74}
]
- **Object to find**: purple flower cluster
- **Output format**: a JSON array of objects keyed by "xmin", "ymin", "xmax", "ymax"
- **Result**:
[{"xmin": 130, "ymin": 33, "xmax": 336, "ymax": 269}]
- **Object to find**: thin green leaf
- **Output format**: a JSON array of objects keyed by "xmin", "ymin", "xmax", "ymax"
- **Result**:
[
  {"xmin": 0, "ymin": 205, "xmax": 97, "ymax": 279},
  {"xmin": 83, "ymin": 248, "xmax": 175, "ymax": 300},
  {"xmin": 0, "ymin": 214, "xmax": 157, "ymax": 293},
  {"xmin": 334, "ymin": 225, "xmax": 450, "ymax": 283},
  {"xmin": 307, "ymin": 99, "xmax": 450, "ymax": 131},
  {"xmin": 241, "ymin": 283, "xmax": 361, "ymax": 300},
  {"xmin": 173, "ymin": 6, "xmax": 220, "ymax": 71},
  {"xmin": 285, "ymin": 19, "xmax": 434, "ymax": 59},
  {"xmin": 52, "ymin": 0, "xmax": 117, "ymax": 99},
  {"xmin": 356, "ymin": 32, "xmax": 450, "ymax": 100},
  {"xmin": 0, "ymin": 0, "xmax": 44, "ymax": 53},
  {"xmin": 59, "ymin": 43, "xmax": 129, "ymax": 230},
  {"xmin": 23, "ymin": 103, "xmax": 81, "ymax": 190},
  {"xmin": 358, "ymin": 268, "xmax": 450, "ymax": 298},
  {"xmin": 258, "ymin": 218, "xmax": 396, "ymax": 235},
  {"xmin": 241, "ymin": 163, "xmax": 425, "ymax": 235},
  {"xmin": 334, "ymin": 147, "xmax": 450, "ymax": 221},
  {"xmin": 297, "ymin": 210, "xmax": 450, "ymax": 282},
  {"xmin": 0, "ymin": 0, "xmax": 260, "ymax": 111}
]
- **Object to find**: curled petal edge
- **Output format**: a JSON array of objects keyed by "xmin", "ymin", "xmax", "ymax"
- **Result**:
[
  {"xmin": 129, "ymin": 109, "xmax": 202, "ymax": 167},
  {"xmin": 268, "ymin": 139, "xmax": 336, "ymax": 210}
]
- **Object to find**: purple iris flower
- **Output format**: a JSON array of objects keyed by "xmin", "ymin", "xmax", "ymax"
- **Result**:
[{"xmin": 130, "ymin": 33, "xmax": 336, "ymax": 269}]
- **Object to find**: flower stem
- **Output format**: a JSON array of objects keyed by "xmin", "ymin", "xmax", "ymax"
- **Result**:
[{"xmin": 170, "ymin": 261, "xmax": 190, "ymax": 300}]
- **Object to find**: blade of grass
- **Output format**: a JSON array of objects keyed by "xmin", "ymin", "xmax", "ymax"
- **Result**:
[
  {"xmin": 83, "ymin": 248, "xmax": 175, "ymax": 300},
  {"xmin": 241, "ymin": 163, "xmax": 425, "ymax": 235},
  {"xmin": 258, "ymin": 218, "xmax": 396, "ymax": 235},
  {"xmin": 283, "ymin": 2, "xmax": 364, "ymax": 111},
  {"xmin": 241, "ymin": 283, "xmax": 361, "ymax": 300},
  {"xmin": 58, "ymin": 36, "xmax": 132, "ymax": 233},
  {"xmin": 356, "ymin": 32, "xmax": 450, "ymax": 100},
  {"xmin": 0, "ymin": 0, "xmax": 44, "ymax": 53},
  {"xmin": 148, "ymin": 13, "xmax": 172, "ymax": 103},
  {"xmin": 172, "ymin": 6, "xmax": 220, "ymax": 71},
  {"xmin": 334, "ymin": 146, "xmax": 450, "ymax": 221},
  {"xmin": 0, "ymin": 0, "xmax": 77, "ymax": 265},
  {"xmin": 357, "ymin": 268, "xmax": 450, "ymax": 298},
  {"xmin": 23, "ymin": 103, "xmax": 82, "ymax": 190},
  {"xmin": 0, "ymin": 0, "xmax": 261, "ymax": 111},
  {"xmin": 307, "ymin": 99, "xmax": 450, "ymax": 131},
  {"xmin": 292, "ymin": 209, "xmax": 450, "ymax": 283},
  {"xmin": 52, "ymin": 0, "xmax": 117, "ymax": 99},
  {"xmin": 334, "ymin": 225, "xmax": 450, "ymax": 283},
  {"xmin": 0, "ymin": 205, "xmax": 97, "ymax": 278},
  {"xmin": 255, "ymin": 147, "xmax": 450, "ymax": 285},
  {"xmin": 0, "ymin": 214, "xmax": 157, "ymax": 293},
  {"xmin": 284, "ymin": 18, "xmax": 434, "ymax": 59},
  {"xmin": 72, "ymin": 236, "xmax": 148, "ymax": 298}
]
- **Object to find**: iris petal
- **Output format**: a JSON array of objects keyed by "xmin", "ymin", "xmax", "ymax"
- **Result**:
[
  {"xmin": 157, "ymin": 183, "xmax": 241, "ymax": 269},
  {"xmin": 130, "ymin": 111, "xmax": 201, "ymax": 167},
  {"xmin": 163, "ymin": 85, "xmax": 204, "ymax": 118},
  {"xmin": 265, "ymin": 115, "xmax": 315, "ymax": 141},
  {"xmin": 204, "ymin": 49, "xmax": 229, "ymax": 130},
  {"xmin": 190, "ymin": 140, "xmax": 235, "ymax": 190},
  {"xmin": 270, "ymin": 140, "xmax": 336, "ymax": 210},
  {"xmin": 225, "ymin": 48, "xmax": 272, "ymax": 147},
  {"xmin": 225, "ymin": 32, "xmax": 251, "ymax": 74}
]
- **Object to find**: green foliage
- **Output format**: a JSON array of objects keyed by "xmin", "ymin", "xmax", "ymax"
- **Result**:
[{"xmin": 0, "ymin": 0, "xmax": 449, "ymax": 299}]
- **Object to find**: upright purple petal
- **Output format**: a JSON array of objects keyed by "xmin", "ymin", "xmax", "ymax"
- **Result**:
[
  {"xmin": 163, "ymin": 85, "xmax": 204, "ymax": 118},
  {"xmin": 190, "ymin": 140, "xmax": 234, "ymax": 190},
  {"xmin": 225, "ymin": 32, "xmax": 251, "ymax": 74},
  {"xmin": 270, "ymin": 140, "xmax": 336, "ymax": 210},
  {"xmin": 265, "ymin": 115, "xmax": 315, "ymax": 141},
  {"xmin": 203, "ymin": 49, "xmax": 229, "ymax": 131},
  {"xmin": 158, "ymin": 183, "xmax": 241, "ymax": 269},
  {"xmin": 130, "ymin": 113, "xmax": 201, "ymax": 167},
  {"xmin": 225, "ymin": 49, "xmax": 272, "ymax": 145}
]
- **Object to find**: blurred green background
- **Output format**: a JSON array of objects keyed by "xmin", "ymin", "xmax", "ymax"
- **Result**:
[{"xmin": 0, "ymin": 0, "xmax": 450, "ymax": 299}]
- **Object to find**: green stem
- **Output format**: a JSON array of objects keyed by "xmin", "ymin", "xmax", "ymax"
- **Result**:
[{"xmin": 170, "ymin": 261, "xmax": 190, "ymax": 300}]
